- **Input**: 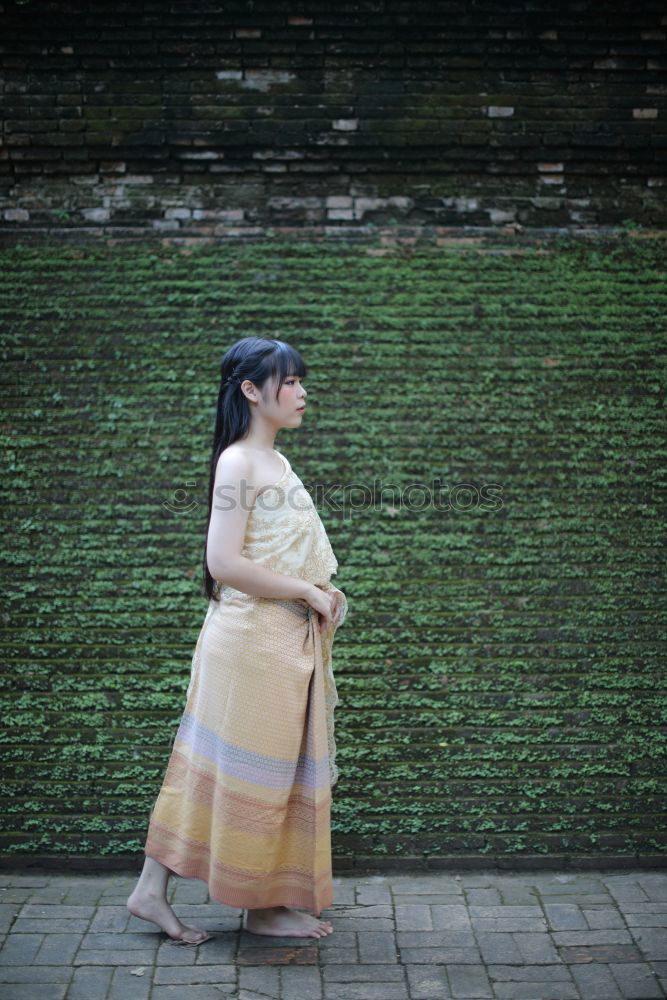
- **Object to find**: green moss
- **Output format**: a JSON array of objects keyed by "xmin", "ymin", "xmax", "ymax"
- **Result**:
[{"xmin": 1, "ymin": 233, "xmax": 665, "ymax": 858}]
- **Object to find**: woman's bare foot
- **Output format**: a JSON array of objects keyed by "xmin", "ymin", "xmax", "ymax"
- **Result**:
[
  {"xmin": 127, "ymin": 887, "xmax": 211, "ymax": 944},
  {"xmin": 243, "ymin": 905, "xmax": 333, "ymax": 938}
]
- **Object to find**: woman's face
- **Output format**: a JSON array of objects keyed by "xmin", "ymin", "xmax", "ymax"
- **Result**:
[
  {"xmin": 279, "ymin": 373, "xmax": 307, "ymax": 422},
  {"xmin": 250, "ymin": 372, "xmax": 307, "ymax": 426}
]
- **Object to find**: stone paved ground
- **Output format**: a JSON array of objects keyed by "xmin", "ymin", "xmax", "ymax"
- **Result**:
[{"xmin": 0, "ymin": 869, "xmax": 666, "ymax": 1000}]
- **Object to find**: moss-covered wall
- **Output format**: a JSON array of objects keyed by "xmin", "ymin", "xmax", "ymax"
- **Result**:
[
  {"xmin": 0, "ymin": 0, "xmax": 666, "ymax": 236},
  {"xmin": 1, "ymin": 231, "xmax": 665, "ymax": 868}
]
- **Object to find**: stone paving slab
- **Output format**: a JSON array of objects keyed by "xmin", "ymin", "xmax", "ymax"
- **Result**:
[{"xmin": 0, "ymin": 870, "xmax": 665, "ymax": 998}]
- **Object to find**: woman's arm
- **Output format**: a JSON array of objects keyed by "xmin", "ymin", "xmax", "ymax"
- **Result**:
[{"xmin": 206, "ymin": 450, "xmax": 332, "ymax": 625}]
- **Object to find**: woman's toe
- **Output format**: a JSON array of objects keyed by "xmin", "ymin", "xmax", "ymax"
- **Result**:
[{"xmin": 173, "ymin": 924, "xmax": 210, "ymax": 944}]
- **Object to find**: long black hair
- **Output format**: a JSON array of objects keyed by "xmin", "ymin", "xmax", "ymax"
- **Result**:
[{"xmin": 202, "ymin": 336, "xmax": 307, "ymax": 601}]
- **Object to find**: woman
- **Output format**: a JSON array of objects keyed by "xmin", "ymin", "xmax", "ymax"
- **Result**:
[{"xmin": 127, "ymin": 337, "xmax": 348, "ymax": 943}]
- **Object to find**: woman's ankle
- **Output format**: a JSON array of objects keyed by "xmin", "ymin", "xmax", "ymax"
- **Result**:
[{"xmin": 131, "ymin": 882, "xmax": 166, "ymax": 901}]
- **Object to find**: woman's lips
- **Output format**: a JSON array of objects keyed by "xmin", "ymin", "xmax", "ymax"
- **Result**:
[{"xmin": 296, "ymin": 406, "xmax": 305, "ymax": 412}]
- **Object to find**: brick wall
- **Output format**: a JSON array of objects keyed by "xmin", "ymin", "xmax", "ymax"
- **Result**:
[
  {"xmin": 1, "ymin": 0, "xmax": 666, "ymax": 237},
  {"xmin": 1, "ymin": 234, "xmax": 666, "ymax": 867}
]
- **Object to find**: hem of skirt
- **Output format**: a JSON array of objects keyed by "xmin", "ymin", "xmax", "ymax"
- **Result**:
[{"xmin": 144, "ymin": 844, "xmax": 334, "ymax": 916}]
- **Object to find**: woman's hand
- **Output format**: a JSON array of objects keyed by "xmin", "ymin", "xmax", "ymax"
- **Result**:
[
  {"xmin": 303, "ymin": 583, "xmax": 348, "ymax": 635},
  {"xmin": 327, "ymin": 587, "xmax": 346, "ymax": 630},
  {"xmin": 304, "ymin": 583, "xmax": 335, "ymax": 635}
]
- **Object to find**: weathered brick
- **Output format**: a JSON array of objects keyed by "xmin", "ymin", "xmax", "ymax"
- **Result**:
[
  {"xmin": 569, "ymin": 962, "xmax": 623, "ymax": 999},
  {"xmin": 358, "ymin": 931, "xmax": 399, "ymax": 964},
  {"xmin": 19, "ymin": 905, "xmax": 95, "ymax": 920},
  {"xmin": 447, "ymin": 964, "xmax": 493, "ymax": 998},
  {"xmin": 0, "ymin": 986, "xmax": 67, "ymax": 999},
  {"xmin": 281, "ymin": 964, "xmax": 323, "ymax": 999},
  {"xmin": 89, "ymin": 905, "xmax": 129, "ymax": 932},
  {"xmin": 34, "ymin": 933, "xmax": 83, "ymax": 964},
  {"xmin": 323, "ymin": 964, "xmax": 404, "ymax": 982},
  {"xmin": 0, "ymin": 934, "xmax": 44, "ymax": 965},
  {"xmin": 322, "ymin": 984, "xmax": 409, "ymax": 999},
  {"xmin": 239, "ymin": 964, "xmax": 280, "ymax": 994},
  {"xmin": 73, "ymin": 948, "xmax": 155, "ymax": 965},
  {"xmin": 153, "ymin": 963, "xmax": 236, "ymax": 983},
  {"xmin": 108, "ymin": 963, "xmax": 151, "ymax": 999},
  {"xmin": 394, "ymin": 905, "xmax": 432, "ymax": 931},
  {"xmin": 0, "ymin": 965, "xmax": 71, "ymax": 983},
  {"xmin": 404, "ymin": 963, "xmax": 450, "ymax": 999},
  {"xmin": 66, "ymin": 965, "xmax": 115, "ymax": 999}
]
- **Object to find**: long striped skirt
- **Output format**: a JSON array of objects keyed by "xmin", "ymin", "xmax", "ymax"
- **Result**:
[{"xmin": 143, "ymin": 589, "xmax": 341, "ymax": 916}]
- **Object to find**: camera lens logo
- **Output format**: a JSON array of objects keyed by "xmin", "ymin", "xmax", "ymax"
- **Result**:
[{"xmin": 162, "ymin": 481, "xmax": 199, "ymax": 514}]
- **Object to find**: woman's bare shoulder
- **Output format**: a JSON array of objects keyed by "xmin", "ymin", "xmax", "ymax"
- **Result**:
[{"xmin": 216, "ymin": 445, "xmax": 253, "ymax": 479}]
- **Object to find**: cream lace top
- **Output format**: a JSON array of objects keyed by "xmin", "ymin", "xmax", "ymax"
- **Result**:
[
  {"xmin": 219, "ymin": 450, "xmax": 344, "ymax": 591},
  {"xmin": 212, "ymin": 448, "xmax": 348, "ymax": 785}
]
